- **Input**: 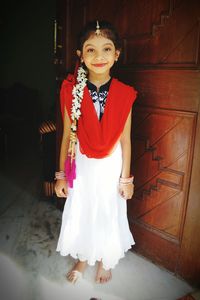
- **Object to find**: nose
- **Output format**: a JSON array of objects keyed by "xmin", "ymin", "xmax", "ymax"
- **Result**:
[{"xmin": 94, "ymin": 50, "xmax": 104, "ymax": 61}]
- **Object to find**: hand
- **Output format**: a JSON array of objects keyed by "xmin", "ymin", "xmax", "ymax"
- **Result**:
[
  {"xmin": 55, "ymin": 179, "xmax": 68, "ymax": 198},
  {"xmin": 119, "ymin": 183, "xmax": 134, "ymax": 200}
]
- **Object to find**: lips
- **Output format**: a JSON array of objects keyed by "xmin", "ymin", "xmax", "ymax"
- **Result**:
[{"xmin": 92, "ymin": 63, "xmax": 108, "ymax": 67}]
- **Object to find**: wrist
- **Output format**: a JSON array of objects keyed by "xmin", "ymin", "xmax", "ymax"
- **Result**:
[
  {"xmin": 119, "ymin": 175, "xmax": 134, "ymax": 185},
  {"xmin": 54, "ymin": 170, "xmax": 66, "ymax": 180}
]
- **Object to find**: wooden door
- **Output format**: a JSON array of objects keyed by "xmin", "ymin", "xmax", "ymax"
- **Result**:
[{"xmin": 55, "ymin": 0, "xmax": 200, "ymax": 285}]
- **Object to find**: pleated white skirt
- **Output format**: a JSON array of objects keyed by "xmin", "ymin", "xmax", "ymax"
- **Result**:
[{"xmin": 56, "ymin": 141, "xmax": 135, "ymax": 270}]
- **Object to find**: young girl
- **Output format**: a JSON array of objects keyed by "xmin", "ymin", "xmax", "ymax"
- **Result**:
[{"xmin": 55, "ymin": 20, "xmax": 137, "ymax": 284}]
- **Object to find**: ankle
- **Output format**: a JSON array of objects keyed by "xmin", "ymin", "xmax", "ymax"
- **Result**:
[
  {"xmin": 77, "ymin": 260, "xmax": 87, "ymax": 265},
  {"xmin": 74, "ymin": 260, "xmax": 87, "ymax": 271}
]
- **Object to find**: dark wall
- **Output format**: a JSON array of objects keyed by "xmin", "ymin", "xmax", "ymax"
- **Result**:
[{"xmin": 0, "ymin": 0, "xmax": 56, "ymax": 120}]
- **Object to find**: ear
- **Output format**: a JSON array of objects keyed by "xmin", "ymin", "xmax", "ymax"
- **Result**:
[
  {"xmin": 76, "ymin": 49, "xmax": 84, "ymax": 63},
  {"xmin": 76, "ymin": 50, "xmax": 81, "ymax": 58},
  {"xmin": 115, "ymin": 50, "xmax": 120, "ymax": 61}
]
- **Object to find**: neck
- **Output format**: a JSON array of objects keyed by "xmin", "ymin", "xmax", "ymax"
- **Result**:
[{"xmin": 88, "ymin": 72, "xmax": 111, "ymax": 88}]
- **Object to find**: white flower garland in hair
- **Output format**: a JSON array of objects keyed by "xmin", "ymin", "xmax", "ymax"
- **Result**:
[
  {"xmin": 71, "ymin": 66, "xmax": 87, "ymax": 131},
  {"xmin": 65, "ymin": 65, "xmax": 87, "ymax": 188}
]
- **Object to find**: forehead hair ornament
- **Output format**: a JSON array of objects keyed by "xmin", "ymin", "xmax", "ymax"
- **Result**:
[{"xmin": 95, "ymin": 20, "xmax": 101, "ymax": 35}]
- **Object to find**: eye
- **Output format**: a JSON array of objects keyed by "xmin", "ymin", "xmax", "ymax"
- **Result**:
[
  {"xmin": 87, "ymin": 48, "xmax": 95, "ymax": 53},
  {"xmin": 104, "ymin": 47, "xmax": 112, "ymax": 52}
]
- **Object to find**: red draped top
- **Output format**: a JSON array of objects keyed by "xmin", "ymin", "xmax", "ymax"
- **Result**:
[{"xmin": 60, "ymin": 74, "xmax": 137, "ymax": 158}]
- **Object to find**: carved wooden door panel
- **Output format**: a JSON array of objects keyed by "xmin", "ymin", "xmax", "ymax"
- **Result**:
[
  {"xmin": 130, "ymin": 107, "xmax": 196, "ymax": 272},
  {"xmin": 56, "ymin": 0, "xmax": 200, "ymax": 284}
]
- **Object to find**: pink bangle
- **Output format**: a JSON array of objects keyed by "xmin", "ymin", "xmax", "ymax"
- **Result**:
[
  {"xmin": 54, "ymin": 170, "xmax": 66, "ymax": 180},
  {"xmin": 119, "ymin": 175, "xmax": 134, "ymax": 184},
  {"xmin": 119, "ymin": 182, "xmax": 134, "ymax": 186}
]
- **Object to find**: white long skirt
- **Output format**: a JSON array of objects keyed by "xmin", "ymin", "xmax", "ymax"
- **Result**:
[{"xmin": 56, "ymin": 141, "xmax": 135, "ymax": 270}]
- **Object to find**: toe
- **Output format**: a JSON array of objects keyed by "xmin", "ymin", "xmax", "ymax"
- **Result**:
[
  {"xmin": 67, "ymin": 274, "xmax": 73, "ymax": 282},
  {"xmin": 102, "ymin": 277, "xmax": 106, "ymax": 284},
  {"xmin": 66, "ymin": 271, "xmax": 75, "ymax": 283}
]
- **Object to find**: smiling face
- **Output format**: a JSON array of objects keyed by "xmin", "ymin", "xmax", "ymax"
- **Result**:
[{"xmin": 77, "ymin": 34, "xmax": 120, "ymax": 78}]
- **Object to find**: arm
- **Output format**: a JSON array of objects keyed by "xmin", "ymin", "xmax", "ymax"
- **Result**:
[
  {"xmin": 59, "ymin": 106, "xmax": 71, "ymax": 170},
  {"xmin": 119, "ymin": 109, "xmax": 134, "ymax": 200},
  {"xmin": 55, "ymin": 106, "xmax": 71, "ymax": 198}
]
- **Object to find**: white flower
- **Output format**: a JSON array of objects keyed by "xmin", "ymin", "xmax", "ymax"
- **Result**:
[
  {"xmin": 71, "ymin": 123, "xmax": 77, "ymax": 131},
  {"xmin": 70, "ymin": 66, "xmax": 87, "ymax": 123}
]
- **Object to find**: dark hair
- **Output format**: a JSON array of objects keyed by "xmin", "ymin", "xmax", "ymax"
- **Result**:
[{"xmin": 77, "ymin": 20, "xmax": 122, "ymax": 51}]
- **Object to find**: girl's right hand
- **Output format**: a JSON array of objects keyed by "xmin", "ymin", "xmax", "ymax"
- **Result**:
[{"xmin": 55, "ymin": 179, "xmax": 68, "ymax": 198}]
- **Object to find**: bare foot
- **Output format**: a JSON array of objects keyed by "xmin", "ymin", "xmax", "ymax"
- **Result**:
[
  {"xmin": 66, "ymin": 260, "xmax": 87, "ymax": 283},
  {"xmin": 95, "ymin": 261, "xmax": 112, "ymax": 284}
]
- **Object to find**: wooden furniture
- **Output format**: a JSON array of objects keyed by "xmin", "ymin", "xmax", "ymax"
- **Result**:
[
  {"xmin": 39, "ymin": 121, "xmax": 56, "ymax": 197},
  {"xmin": 55, "ymin": 0, "xmax": 200, "ymax": 285}
]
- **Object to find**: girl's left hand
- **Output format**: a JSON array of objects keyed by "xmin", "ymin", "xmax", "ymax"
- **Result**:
[{"xmin": 119, "ymin": 183, "xmax": 134, "ymax": 200}]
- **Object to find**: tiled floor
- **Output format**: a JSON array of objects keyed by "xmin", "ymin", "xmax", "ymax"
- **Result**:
[{"xmin": 0, "ymin": 144, "xmax": 195, "ymax": 300}]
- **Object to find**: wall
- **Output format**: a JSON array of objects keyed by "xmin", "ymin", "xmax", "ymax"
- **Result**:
[{"xmin": 0, "ymin": 0, "xmax": 56, "ymax": 119}]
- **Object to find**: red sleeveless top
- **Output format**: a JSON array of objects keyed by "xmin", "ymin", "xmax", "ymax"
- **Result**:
[{"xmin": 60, "ymin": 74, "xmax": 137, "ymax": 158}]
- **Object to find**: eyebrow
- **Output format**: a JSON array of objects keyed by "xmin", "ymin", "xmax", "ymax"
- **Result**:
[{"xmin": 84, "ymin": 42, "xmax": 114, "ymax": 48}]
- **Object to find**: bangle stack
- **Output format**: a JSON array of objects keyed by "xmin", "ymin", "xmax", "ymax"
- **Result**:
[
  {"xmin": 54, "ymin": 170, "xmax": 66, "ymax": 180},
  {"xmin": 119, "ymin": 175, "xmax": 134, "ymax": 185}
]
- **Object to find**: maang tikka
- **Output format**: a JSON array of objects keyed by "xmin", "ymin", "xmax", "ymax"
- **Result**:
[{"xmin": 95, "ymin": 20, "xmax": 101, "ymax": 35}]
